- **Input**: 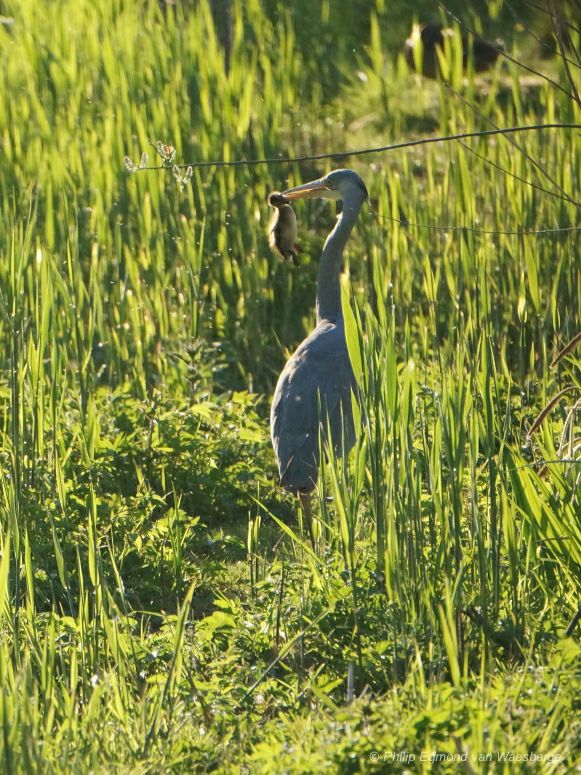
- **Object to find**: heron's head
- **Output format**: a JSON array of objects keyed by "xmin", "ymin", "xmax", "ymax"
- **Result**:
[{"xmin": 282, "ymin": 169, "xmax": 368, "ymax": 204}]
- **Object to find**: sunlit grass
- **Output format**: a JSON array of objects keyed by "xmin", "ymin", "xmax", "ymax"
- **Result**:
[{"xmin": 0, "ymin": 0, "xmax": 579, "ymax": 771}]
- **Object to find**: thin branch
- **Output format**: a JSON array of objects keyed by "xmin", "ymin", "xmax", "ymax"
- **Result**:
[
  {"xmin": 527, "ymin": 386, "xmax": 581, "ymax": 438},
  {"xmin": 565, "ymin": 604, "xmax": 581, "ymax": 636},
  {"xmin": 551, "ymin": 331, "xmax": 581, "ymax": 367}
]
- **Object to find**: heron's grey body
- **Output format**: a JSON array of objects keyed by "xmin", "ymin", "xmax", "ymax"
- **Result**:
[
  {"xmin": 270, "ymin": 169, "xmax": 367, "ymax": 494},
  {"xmin": 270, "ymin": 317, "xmax": 356, "ymax": 492}
]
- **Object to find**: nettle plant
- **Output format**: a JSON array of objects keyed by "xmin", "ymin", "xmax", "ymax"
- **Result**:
[{"xmin": 125, "ymin": 140, "xmax": 193, "ymax": 191}]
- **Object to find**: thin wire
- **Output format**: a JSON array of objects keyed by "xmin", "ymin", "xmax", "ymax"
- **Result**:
[
  {"xmin": 442, "ymin": 82, "xmax": 580, "ymax": 206},
  {"xmin": 435, "ymin": 0, "xmax": 577, "ymax": 100},
  {"xmin": 504, "ymin": 0, "xmax": 581, "ymax": 71},
  {"xmin": 551, "ymin": 0, "xmax": 581, "ymax": 108},
  {"xmin": 521, "ymin": 0, "xmax": 581, "ymax": 36},
  {"xmin": 457, "ymin": 139, "xmax": 574, "ymax": 203},
  {"xmin": 138, "ymin": 123, "xmax": 581, "ymax": 170},
  {"xmin": 368, "ymin": 210, "xmax": 581, "ymax": 236}
]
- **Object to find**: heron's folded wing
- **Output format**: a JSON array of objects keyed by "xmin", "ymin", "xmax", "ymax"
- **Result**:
[{"xmin": 270, "ymin": 324, "xmax": 356, "ymax": 490}]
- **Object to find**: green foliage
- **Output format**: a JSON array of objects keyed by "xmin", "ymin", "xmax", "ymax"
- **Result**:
[{"xmin": 0, "ymin": 0, "xmax": 579, "ymax": 772}]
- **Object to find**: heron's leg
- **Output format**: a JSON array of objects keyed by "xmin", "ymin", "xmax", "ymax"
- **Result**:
[{"xmin": 298, "ymin": 491, "xmax": 315, "ymax": 548}]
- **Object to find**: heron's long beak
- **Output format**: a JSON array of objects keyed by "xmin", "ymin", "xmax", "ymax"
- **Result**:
[{"xmin": 282, "ymin": 178, "xmax": 330, "ymax": 200}]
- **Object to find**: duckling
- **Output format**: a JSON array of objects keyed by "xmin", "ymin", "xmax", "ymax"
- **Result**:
[{"xmin": 268, "ymin": 192, "xmax": 301, "ymax": 266}]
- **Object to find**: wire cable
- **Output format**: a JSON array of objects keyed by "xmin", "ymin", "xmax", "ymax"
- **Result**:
[
  {"xmin": 435, "ymin": 0, "xmax": 577, "ymax": 100},
  {"xmin": 368, "ymin": 210, "xmax": 580, "ymax": 236},
  {"xmin": 135, "ymin": 123, "xmax": 581, "ymax": 171}
]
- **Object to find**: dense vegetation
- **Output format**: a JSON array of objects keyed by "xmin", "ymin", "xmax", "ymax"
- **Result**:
[{"xmin": 0, "ymin": 0, "xmax": 579, "ymax": 771}]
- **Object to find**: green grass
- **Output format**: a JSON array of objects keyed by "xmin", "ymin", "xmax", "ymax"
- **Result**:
[{"xmin": 0, "ymin": 0, "xmax": 580, "ymax": 772}]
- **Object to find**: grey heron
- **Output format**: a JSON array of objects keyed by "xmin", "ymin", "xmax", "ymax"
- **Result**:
[{"xmin": 270, "ymin": 169, "xmax": 368, "ymax": 539}]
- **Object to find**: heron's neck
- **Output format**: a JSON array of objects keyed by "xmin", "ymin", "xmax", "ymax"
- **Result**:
[{"xmin": 316, "ymin": 196, "xmax": 363, "ymax": 323}]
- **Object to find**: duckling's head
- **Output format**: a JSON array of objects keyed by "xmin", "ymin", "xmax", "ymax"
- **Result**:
[{"xmin": 268, "ymin": 192, "xmax": 290, "ymax": 208}]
